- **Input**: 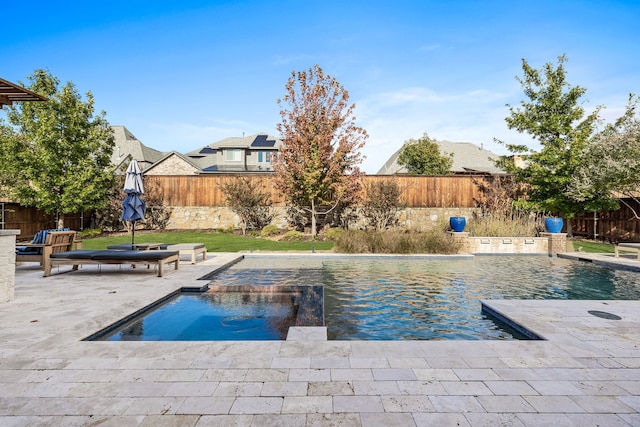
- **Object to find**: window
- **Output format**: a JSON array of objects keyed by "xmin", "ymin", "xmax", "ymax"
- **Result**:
[
  {"xmin": 226, "ymin": 149, "xmax": 242, "ymax": 162},
  {"xmin": 258, "ymin": 151, "xmax": 271, "ymax": 163}
]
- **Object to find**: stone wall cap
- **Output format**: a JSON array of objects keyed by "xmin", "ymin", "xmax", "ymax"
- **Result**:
[{"xmin": 0, "ymin": 230, "xmax": 20, "ymax": 236}]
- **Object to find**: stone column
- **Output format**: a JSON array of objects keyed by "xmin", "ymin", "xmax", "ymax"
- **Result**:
[
  {"xmin": 0, "ymin": 230, "xmax": 20, "ymax": 303},
  {"xmin": 447, "ymin": 231, "xmax": 470, "ymax": 253},
  {"xmin": 541, "ymin": 232, "xmax": 567, "ymax": 255}
]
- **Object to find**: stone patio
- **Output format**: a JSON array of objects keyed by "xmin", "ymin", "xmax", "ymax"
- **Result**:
[{"xmin": 1, "ymin": 252, "xmax": 639, "ymax": 426}]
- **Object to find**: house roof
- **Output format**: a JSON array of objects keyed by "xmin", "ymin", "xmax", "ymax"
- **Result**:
[
  {"xmin": 143, "ymin": 151, "xmax": 203, "ymax": 175},
  {"xmin": 377, "ymin": 140, "xmax": 505, "ymax": 175},
  {"xmin": 111, "ymin": 126, "xmax": 165, "ymax": 170},
  {"xmin": 187, "ymin": 133, "xmax": 281, "ymax": 157},
  {"xmin": 0, "ymin": 77, "xmax": 48, "ymax": 108}
]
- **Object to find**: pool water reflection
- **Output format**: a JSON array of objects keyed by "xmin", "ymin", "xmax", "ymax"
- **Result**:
[{"xmin": 215, "ymin": 255, "xmax": 640, "ymax": 340}]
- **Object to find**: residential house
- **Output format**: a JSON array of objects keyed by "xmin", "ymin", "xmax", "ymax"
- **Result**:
[
  {"xmin": 377, "ymin": 140, "xmax": 505, "ymax": 175},
  {"xmin": 111, "ymin": 126, "xmax": 165, "ymax": 171},
  {"xmin": 185, "ymin": 133, "xmax": 282, "ymax": 173}
]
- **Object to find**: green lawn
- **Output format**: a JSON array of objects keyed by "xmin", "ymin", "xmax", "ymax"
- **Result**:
[
  {"xmin": 79, "ymin": 231, "xmax": 334, "ymax": 252},
  {"xmin": 79, "ymin": 231, "xmax": 618, "ymax": 254},
  {"xmin": 571, "ymin": 239, "xmax": 616, "ymax": 253}
]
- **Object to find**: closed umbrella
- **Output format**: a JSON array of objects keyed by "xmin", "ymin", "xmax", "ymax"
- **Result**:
[{"xmin": 121, "ymin": 160, "xmax": 146, "ymax": 249}]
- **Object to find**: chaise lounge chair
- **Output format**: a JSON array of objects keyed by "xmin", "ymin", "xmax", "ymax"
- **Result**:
[
  {"xmin": 614, "ymin": 242, "xmax": 640, "ymax": 260},
  {"xmin": 44, "ymin": 249, "xmax": 180, "ymax": 277}
]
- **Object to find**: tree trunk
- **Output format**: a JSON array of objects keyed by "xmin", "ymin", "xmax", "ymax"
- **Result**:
[
  {"xmin": 311, "ymin": 199, "xmax": 317, "ymax": 236},
  {"xmin": 57, "ymin": 214, "xmax": 64, "ymax": 229}
]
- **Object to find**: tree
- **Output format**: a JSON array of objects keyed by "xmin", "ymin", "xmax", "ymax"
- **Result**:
[
  {"xmin": 567, "ymin": 96, "xmax": 640, "ymax": 216},
  {"xmin": 0, "ymin": 124, "xmax": 29, "ymax": 198},
  {"xmin": 495, "ymin": 55, "xmax": 602, "ymax": 233},
  {"xmin": 273, "ymin": 64, "xmax": 367, "ymax": 236},
  {"xmin": 2, "ymin": 69, "xmax": 115, "ymax": 228},
  {"xmin": 397, "ymin": 133, "xmax": 453, "ymax": 175},
  {"xmin": 361, "ymin": 179, "xmax": 405, "ymax": 230},
  {"xmin": 219, "ymin": 176, "xmax": 273, "ymax": 235}
]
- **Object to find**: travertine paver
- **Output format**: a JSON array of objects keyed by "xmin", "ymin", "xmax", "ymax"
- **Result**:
[{"xmin": 0, "ymin": 251, "xmax": 637, "ymax": 425}]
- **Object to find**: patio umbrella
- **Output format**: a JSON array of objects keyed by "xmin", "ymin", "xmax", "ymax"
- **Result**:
[{"xmin": 121, "ymin": 160, "xmax": 146, "ymax": 249}]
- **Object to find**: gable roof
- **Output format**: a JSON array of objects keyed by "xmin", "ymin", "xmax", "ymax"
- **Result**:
[
  {"xmin": 377, "ymin": 140, "xmax": 505, "ymax": 175},
  {"xmin": 187, "ymin": 133, "xmax": 281, "ymax": 157},
  {"xmin": 111, "ymin": 126, "xmax": 165, "ymax": 170},
  {"xmin": 143, "ymin": 151, "xmax": 203, "ymax": 175}
]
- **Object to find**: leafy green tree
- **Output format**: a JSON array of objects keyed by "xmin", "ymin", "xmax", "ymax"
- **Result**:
[
  {"xmin": 397, "ymin": 133, "xmax": 453, "ymax": 175},
  {"xmin": 567, "ymin": 96, "xmax": 639, "ymax": 215},
  {"xmin": 2, "ymin": 69, "xmax": 115, "ymax": 228},
  {"xmin": 495, "ymin": 55, "xmax": 603, "ymax": 233},
  {"xmin": 273, "ymin": 64, "xmax": 367, "ymax": 236},
  {"xmin": 0, "ymin": 124, "xmax": 28, "ymax": 198}
]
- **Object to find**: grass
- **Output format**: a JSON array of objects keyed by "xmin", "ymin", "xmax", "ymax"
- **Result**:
[
  {"xmin": 572, "ymin": 239, "xmax": 616, "ymax": 254},
  {"xmin": 80, "ymin": 231, "xmax": 334, "ymax": 252},
  {"xmin": 79, "ymin": 230, "xmax": 619, "ymax": 255}
]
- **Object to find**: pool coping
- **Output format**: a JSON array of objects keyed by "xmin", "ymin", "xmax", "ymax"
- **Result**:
[{"xmin": 5, "ymin": 251, "xmax": 640, "ymax": 424}]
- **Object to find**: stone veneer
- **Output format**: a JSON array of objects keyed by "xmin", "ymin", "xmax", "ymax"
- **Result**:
[
  {"xmin": 0, "ymin": 229, "xmax": 19, "ymax": 303},
  {"xmin": 448, "ymin": 232, "xmax": 567, "ymax": 255},
  {"xmin": 165, "ymin": 206, "xmax": 477, "ymax": 231}
]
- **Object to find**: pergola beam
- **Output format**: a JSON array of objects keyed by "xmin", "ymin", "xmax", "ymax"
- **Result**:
[{"xmin": 0, "ymin": 77, "xmax": 47, "ymax": 108}]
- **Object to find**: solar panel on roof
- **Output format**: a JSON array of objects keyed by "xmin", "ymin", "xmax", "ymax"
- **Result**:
[
  {"xmin": 199, "ymin": 147, "xmax": 217, "ymax": 154},
  {"xmin": 251, "ymin": 135, "xmax": 276, "ymax": 147},
  {"xmin": 202, "ymin": 165, "xmax": 219, "ymax": 171}
]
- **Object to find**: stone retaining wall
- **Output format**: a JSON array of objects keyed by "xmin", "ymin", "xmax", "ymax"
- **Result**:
[
  {"xmin": 448, "ymin": 232, "xmax": 567, "ymax": 255},
  {"xmin": 165, "ymin": 206, "xmax": 477, "ymax": 231}
]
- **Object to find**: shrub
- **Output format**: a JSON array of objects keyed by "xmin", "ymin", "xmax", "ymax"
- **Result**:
[
  {"xmin": 77, "ymin": 228, "xmax": 102, "ymax": 238},
  {"xmin": 361, "ymin": 180, "xmax": 405, "ymax": 230},
  {"xmin": 333, "ymin": 228, "xmax": 459, "ymax": 254},
  {"xmin": 219, "ymin": 177, "xmax": 273, "ymax": 235},
  {"xmin": 325, "ymin": 227, "xmax": 345, "ymax": 241},
  {"xmin": 467, "ymin": 210, "xmax": 542, "ymax": 237},
  {"xmin": 94, "ymin": 171, "xmax": 170, "ymax": 232},
  {"xmin": 281, "ymin": 230, "xmax": 306, "ymax": 242},
  {"xmin": 261, "ymin": 224, "xmax": 281, "ymax": 237}
]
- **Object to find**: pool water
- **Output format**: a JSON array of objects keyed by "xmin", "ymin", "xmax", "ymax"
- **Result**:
[
  {"xmin": 214, "ymin": 255, "xmax": 640, "ymax": 340},
  {"xmin": 100, "ymin": 291, "xmax": 297, "ymax": 341}
]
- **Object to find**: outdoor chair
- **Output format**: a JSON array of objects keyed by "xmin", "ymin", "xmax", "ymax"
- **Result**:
[{"xmin": 15, "ymin": 230, "xmax": 77, "ymax": 272}]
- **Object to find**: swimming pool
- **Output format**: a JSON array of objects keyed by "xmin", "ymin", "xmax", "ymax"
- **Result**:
[
  {"xmin": 95, "ymin": 255, "xmax": 640, "ymax": 341},
  {"xmin": 217, "ymin": 255, "xmax": 640, "ymax": 340}
]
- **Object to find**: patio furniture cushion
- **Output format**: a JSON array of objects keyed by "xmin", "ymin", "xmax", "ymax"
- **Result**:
[
  {"xmin": 51, "ymin": 250, "xmax": 180, "ymax": 261},
  {"xmin": 16, "ymin": 228, "xmax": 70, "ymax": 254}
]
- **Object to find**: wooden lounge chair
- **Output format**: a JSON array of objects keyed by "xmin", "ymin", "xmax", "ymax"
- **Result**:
[
  {"xmin": 614, "ymin": 242, "xmax": 640, "ymax": 260},
  {"xmin": 44, "ymin": 249, "xmax": 180, "ymax": 277},
  {"xmin": 15, "ymin": 231, "xmax": 77, "ymax": 271}
]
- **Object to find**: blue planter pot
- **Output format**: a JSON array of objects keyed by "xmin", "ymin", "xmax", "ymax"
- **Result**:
[
  {"xmin": 545, "ymin": 217, "xmax": 564, "ymax": 233},
  {"xmin": 449, "ymin": 216, "xmax": 466, "ymax": 232}
]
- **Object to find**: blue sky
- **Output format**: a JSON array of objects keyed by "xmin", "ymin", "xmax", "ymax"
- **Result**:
[{"xmin": 3, "ymin": 0, "xmax": 639, "ymax": 173}]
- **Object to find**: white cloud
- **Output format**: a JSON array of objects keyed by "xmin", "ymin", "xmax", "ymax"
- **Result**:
[{"xmin": 355, "ymin": 86, "xmax": 533, "ymax": 173}]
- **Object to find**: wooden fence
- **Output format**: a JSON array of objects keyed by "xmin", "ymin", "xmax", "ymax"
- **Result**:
[
  {"xmin": 7, "ymin": 174, "xmax": 640, "ymax": 241},
  {"xmin": 572, "ymin": 199, "xmax": 640, "ymax": 242},
  {"xmin": 1, "ymin": 202, "xmax": 89, "ymax": 240},
  {"xmin": 144, "ymin": 174, "xmax": 484, "ymax": 208}
]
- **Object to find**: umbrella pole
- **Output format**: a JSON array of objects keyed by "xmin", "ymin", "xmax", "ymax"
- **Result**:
[{"xmin": 131, "ymin": 220, "xmax": 135, "ymax": 249}]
